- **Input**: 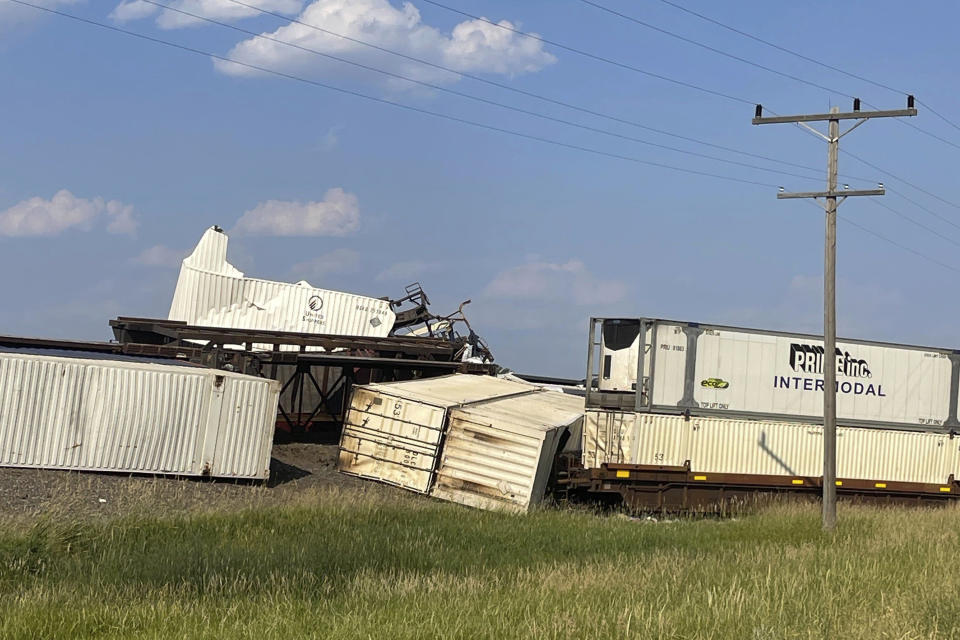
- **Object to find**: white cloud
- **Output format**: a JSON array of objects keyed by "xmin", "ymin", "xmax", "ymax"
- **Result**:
[
  {"xmin": 134, "ymin": 244, "xmax": 190, "ymax": 267},
  {"xmin": 110, "ymin": 0, "xmax": 302, "ymax": 28},
  {"xmin": 290, "ymin": 247, "xmax": 360, "ymax": 280},
  {"xmin": 213, "ymin": 0, "xmax": 555, "ymax": 86},
  {"xmin": 319, "ymin": 124, "xmax": 343, "ymax": 151},
  {"xmin": 105, "ymin": 200, "xmax": 137, "ymax": 235},
  {"xmin": 110, "ymin": 0, "xmax": 159, "ymax": 22},
  {"xmin": 234, "ymin": 187, "xmax": 360, "ymax": 236},
  {"xmin": 0, "ymin": 190, "xmax": 137, "ymax": 237},
  {"xmin": 484, "ymin": 259, "xmax": 627, "ymax": 306},
  {"xmin": 375, "ymin": 259, "xmax": 440, "ymax": 282}
]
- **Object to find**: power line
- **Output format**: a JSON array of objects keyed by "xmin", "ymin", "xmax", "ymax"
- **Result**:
[
  {"xmin": 916, "ymin": 98, "xmax": 960, "ymax": 134},
  {"xmin": 655, "ymin": 0, "xmax": 907, "ymax": 96},
  {"xmin": 138, "ymin": 0, "xmax": 825, "ymax": 183},
  {"xmin": 219, "ymin": 0, "xmax": 822, "ymax": 175},
  {"xmin": 897, "ymin": 118, "xmax": 960, "ymax": 152},
  {"xmin": 4, "ymin": 0, "xmax": 780, "ymax": 189},
  {"xmin": 802, "ymin": 201, "xmax": 960, "ymax": 274},
  {"xmin": 562, "ymin": 0, "xmax": 960, "ymax": 221},
  {"xmin": 841, "ymin": 149, "xmax": 960, "ymax": 211},
  {"xmin": 888, "ymin": 188, "xmax": 960, "ymax": 232},
  {"xmin": 578, "ymin": 0, "xmax": 855, "ymax": 100},
  {"xmin": 868, "ymin": 199, "xmax": 960, "ymax": 248},
  {"xmin": 417, "ymin": 0, "xmax": 755, "ymax": 105},
  {"xmin": 425, "ymin": 1, "xmax": 960, "ymax": 160},
  {"xmin": 15, "ymin": 2, "xmax": 960, "ymax": 283},
  {"xmin": 653, "ymin": 0, "xmax": 960, "ymax": 149},
  {"xmin": 838, "ymin": 212, "xmax": 960, "ymax": 275},
  {"xmin": 220, "ymin": 0, "xmax": 903, "ymax": 193}
]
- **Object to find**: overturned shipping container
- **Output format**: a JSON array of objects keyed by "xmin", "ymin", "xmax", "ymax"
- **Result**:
[
  {"xmin": 588, "ymin": 317, "xmax": 960, "ymax": 432},
  {"xmin": 339, "ymin": 374, "xmax": 583, "ymax": 512},
  {"xmin": 0, "ymin": 347, "xmax": 280, "ymax": 479},
  {"xmin": 169, "ymin": 226, "xmax": 395, "ymax": 339}
]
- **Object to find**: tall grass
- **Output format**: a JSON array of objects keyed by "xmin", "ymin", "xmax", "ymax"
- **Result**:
[{"xmin": 1, "ymin": 488, "xmax": 959, "ymax": 639}]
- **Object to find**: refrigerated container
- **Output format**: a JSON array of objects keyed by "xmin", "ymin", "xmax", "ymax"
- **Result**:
[{"xmin": 587, "ymin": 317, "xmax": 959, "ymax": 432}]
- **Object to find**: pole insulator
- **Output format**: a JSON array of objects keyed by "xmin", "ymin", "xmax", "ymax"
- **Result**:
[
  {"xmin": 907, "ymin": 94, "xmax": 915, "ymax": 108},
  {"xmin": 853, "ymin": 98, "xmax": 861, "ymax": 111},
  {"xmin": 755, "ymin": 104, "xmax": 763, "ymax": 119}
]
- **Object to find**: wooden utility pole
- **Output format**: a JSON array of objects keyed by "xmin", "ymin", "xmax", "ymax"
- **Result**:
[{"xmin": 752, "ymin": 97, "xmax": 917, "ymax": 531}]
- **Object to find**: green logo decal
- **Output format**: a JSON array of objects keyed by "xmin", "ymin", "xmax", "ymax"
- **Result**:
[{"xmin": 700, "ymin": 377, "xmax": 729, "ymax": 389}]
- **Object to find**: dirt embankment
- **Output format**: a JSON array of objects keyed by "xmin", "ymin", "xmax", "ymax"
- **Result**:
[{"xmin": 0, "ymin": 443, "xmax": 402, "ymax": 523}]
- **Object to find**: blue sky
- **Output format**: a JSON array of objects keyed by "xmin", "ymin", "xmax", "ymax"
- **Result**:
[{"xmin": 1, "ymin": 0, "xmax": 959, "ymax": 377}]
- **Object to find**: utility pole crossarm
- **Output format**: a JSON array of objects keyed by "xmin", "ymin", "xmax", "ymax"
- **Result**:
[
  {"xmin": 778, "ymin": 188, "xmax": 884, "ymax": 199},
  {"xmin": 752, "ymin": 107, "xmax": 916, "ymax": 125}
]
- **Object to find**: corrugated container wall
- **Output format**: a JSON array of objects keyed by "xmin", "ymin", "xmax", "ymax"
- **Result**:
[
  {"xmin": 338, "ymin": 374, "xmax": 584, "ymax": 512},
  {"xmin": 0, "ymin": 349, "xmax": 280, "ymax": 479},
  {"xmin": 339, "ymin": 375, "xmax": 533, "ymax": 493},
  {"xmin": 169, "ymin": 227, "xmax": 396, "ymax": 340},
  {"xmin": 433, "ymin": 391, "xmax": 583, "ymax": 512},
  {"xmin": 591, "ymin": 317, "xmax": 960, "ymax": 432},
  {"xmin": 583, "ymin": 410, "xmax": 960, "ymax": 486}
]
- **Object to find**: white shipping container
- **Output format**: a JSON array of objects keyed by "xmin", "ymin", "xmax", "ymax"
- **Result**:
[
  {"xmin": 169, "ymin": 227, "xmax": 395, "ymax": 340},
  {"xmin": 0, "ymin": 348, "xmax": 280, "ymax": 479},
  {"xmin": 432, "ymin": 391, "xmax": 583, "ymax": 513},
  {"xmin": 339, "ymin": 374, "xmax": 584, "ymax": 511},
  {"xmin": 339, "ymin": 375, "xmax": 534, "ymax": 493},
  {"xmin": 592, "ymin": 317, "xmax": 958, "ymax": 431},
  {"xmin": 583, "ymin": 410, "xmax": 960, "ymax": 486}
]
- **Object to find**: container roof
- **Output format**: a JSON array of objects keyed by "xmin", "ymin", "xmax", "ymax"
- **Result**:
[
  {"xmin": 454, "ymin": 390, "xmax": 584, "ymax": 434},
  {"xmin": 364, "ymin": 374, "xmax": 534, "ymax": 408}
]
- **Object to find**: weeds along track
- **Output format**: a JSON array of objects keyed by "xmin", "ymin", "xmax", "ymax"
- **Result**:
[{"xmin": 2, "ymin": 482, "xmax": 960, "ymax": 639}]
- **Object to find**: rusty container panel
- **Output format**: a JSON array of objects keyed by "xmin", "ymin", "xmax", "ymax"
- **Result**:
[
  {"xmin": 338, "ymin": 429, "xmax": 438, "ymax": 493},
  {"xmin": 0, "ymin": 348, "xmax": 280, "ymax": 479},
  {"xmin": 338, "ymin": 375, "xmax": 534, "ymax": 493},
  {"xmin": 432, "ymin": 390, "xmax": 583, "ymax": 512},
  {"xmin": 582, "ymin": 410, "xmax": 636, "ymax": 468}
]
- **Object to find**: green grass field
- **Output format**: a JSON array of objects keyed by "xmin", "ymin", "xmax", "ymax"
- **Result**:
[{"xmin": 2, "ymin": 488, "xmax": 959, "ymax": 639}]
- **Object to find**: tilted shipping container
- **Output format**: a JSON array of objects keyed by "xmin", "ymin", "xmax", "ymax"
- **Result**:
[
  {"xmin": 587, "ymin": 317, "xmax": 960, "ymax": 432},
  {"xmin": 338, "ymin": 374, "xmax": 584, "ymax": 512},
  {"xmin": 339, "ymin": 375, "xmax": 532, "ymax": 493},
  {"xmin": 432, "ymin": 390, "xmax": 584, "ymax": 512},
  {"xmin": 0, "ymin": 347, "xmax": 280, "ymax": 479}
]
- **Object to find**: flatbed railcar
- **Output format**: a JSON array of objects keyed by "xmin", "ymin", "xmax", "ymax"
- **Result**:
[{"xmin": 554, "ymin": 458, "xmax": 959, "ymax": 514}]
